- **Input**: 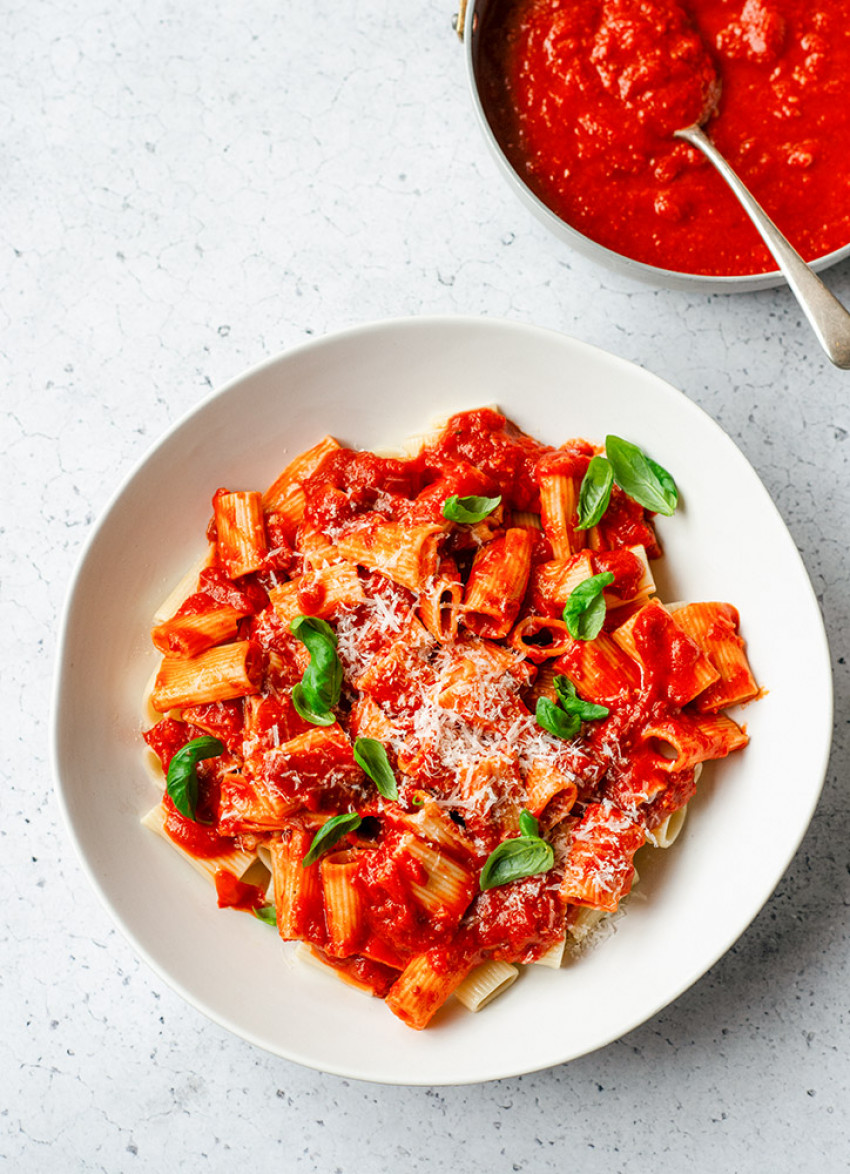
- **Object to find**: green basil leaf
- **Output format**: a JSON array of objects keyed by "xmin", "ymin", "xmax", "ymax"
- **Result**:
[
  {"xmin": 553, "ymin": 674, "xmax": 610, "ymax": 722},
  {"xmin": 518, "ymin": 809, "xmax": 539, "ymax": 839},
  {"xmin": 290, "ymin": 614, "xmax": 338, "ymax": 647},
  {"xmin": 442, "ymin": 494, "xmax": 502, "ymax": 524},
  {"xmin": 353, "ymin": 737, "xmax": 399, "ymax": 801},
  {"xmin": 166, "ymin": 735, "xmax": 225, "ymax": 821},
  {"xmin": 535, "ymin": 696, "xmax": 581, "ymax": 740},
  {"xmin": 553, "ymin": 674, "xmax": 577, "ymax": 705},
  {"xmin": 576, "ymin": 455, "xmax": 614, "ymax": 530},
  {"xmin": 605, "ymin": 435, "xmax": 678, "ymax": 516},
  {"xmin": 290, "ymin": 614, "xmax": 343, "ymax": 715},
  {"xmin": 562, "ymin": 571, "xmax": 615, "ymax": 641},
  {"xmin": 252, "ymin": 903, "xmax": 278, "ymax": 926},
  {"xmin": 480, "ymin": 835, "xmax": 554, "ymax": 891},
  {"xmin": 292, "ymin": 682, "xmax": 336, "ymax": 727},
  {"xmin": 302, "ymin": 812, "xmax": 363, "ymax": 867}
]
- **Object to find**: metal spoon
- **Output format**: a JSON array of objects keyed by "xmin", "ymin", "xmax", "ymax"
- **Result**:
[{"xmin": 675, "ymin": 123, "xmax": 850, "ymax": 369}]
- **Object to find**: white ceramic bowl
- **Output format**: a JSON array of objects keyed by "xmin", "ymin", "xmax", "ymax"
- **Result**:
[
  {"xmin": 463, "ymin": 0, "xmax": 850, "ymax": 293},
  {"xmin": 53, "ymin": 317, "xmax": 832, "ymax": 1084}
]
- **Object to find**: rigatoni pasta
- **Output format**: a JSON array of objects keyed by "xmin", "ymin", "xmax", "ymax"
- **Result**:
[{"xmin": 141, "ymin": 407, "xmax": 760, "ymax": 1029}]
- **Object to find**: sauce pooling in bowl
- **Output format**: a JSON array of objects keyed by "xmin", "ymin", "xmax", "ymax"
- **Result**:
[{"xmin": 478, "ymin": 0, "xmax": 850, "ymax": 276}]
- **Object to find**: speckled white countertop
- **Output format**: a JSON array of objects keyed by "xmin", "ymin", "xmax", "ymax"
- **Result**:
[{"xmin": 4, "ymin": 0, "xmax": 850, "ymax": 1169}]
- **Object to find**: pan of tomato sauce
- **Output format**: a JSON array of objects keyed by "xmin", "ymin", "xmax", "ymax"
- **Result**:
[{"xmin": 461, "ymin": 0, "xmax": 850, "ymax": 289}]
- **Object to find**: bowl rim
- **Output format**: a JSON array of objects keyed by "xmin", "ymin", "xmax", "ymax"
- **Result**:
[
  {"xmin": 463, "ymin": 0, "xmax": 850, "ymax": 291},
  {"xmin": 50, "ymin": 315, "xmax": 835, "ymax": 1083}
]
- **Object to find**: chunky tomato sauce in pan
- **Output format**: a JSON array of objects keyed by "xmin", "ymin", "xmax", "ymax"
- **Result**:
[{"xmin": 478, "ymin": 0, "xmax": 850, "ymax": 276}]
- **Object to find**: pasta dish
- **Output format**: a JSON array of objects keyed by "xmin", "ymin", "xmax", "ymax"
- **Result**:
[{"xmin": 141, "ymin": 408, "xmax": 759, "ymax": 1029}]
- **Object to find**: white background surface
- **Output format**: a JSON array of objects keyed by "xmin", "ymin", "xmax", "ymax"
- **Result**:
[{"xmin": 3, "ymin": 0, "xmax": 849, "ymax": 1169}]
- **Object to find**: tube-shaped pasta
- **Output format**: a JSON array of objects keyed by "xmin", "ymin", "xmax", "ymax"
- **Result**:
[
  {"xmin": 524, "ymin": 661, "xmax": 558, "ymax": 708},
  {"xmin": 642, "ymin": 711, "xmax": 748, "ymax": 772},
  {"xmin": 336, "ymin": 521, "xmax": 446, "ymax": 593},
  {"xmin": 435, "ymin": 636, "xmax": 534, "ymax": 732},
  {"xmin": 538, "ymin": 470, "xmax": 584, "ymax": 559},
  {"xmin": 268, "ymin": 578, "xmax": 303, "ymax": 627},
  {"xmin": 511, "ymin": 510, "xmax": 542, "ymax": 530},
  {"xmin": 553, "ymin": 632, "xmax": 641, "ymax": 705},
  {"xmin": 293, "ymin": 942, "xmax": 376, "ymax": 995},
  {"xmin": 454, "ymin": 960, "xmax": 519, "ymax": 1011},
  {"xmin": 151, "ymin": 605, "xmax": 244, "ymax": 659},
  {"xmin": 151, "ymin": 641, "xmax": 262, "ymax": 711},
  {"xmin": 560, "ymin": 801, "xmax": 644, "ymax": 912},
  {"xmin": 321, "ymin": 850, "xmax": 364, "ymax": 956},
  {"xmin": 418, "ymin": 558, "xmax": 463, "ymax": 643},
  {"xmin": 670, "ymin": 602, "xmax": 760, "ymax": 711},
  {"xmin": 218, "ymin": 773, "xmax": 301, "ymax": 834},
  {"xmin": 533, "ymin": 938, "xmax": 566, "ymax": 969},
  {"xmin": 298, "ymin": 526, "xmax": 346, "ymax": 569},
  {"xmin": 650, "ymin": 804, "xmax": 688, "ymax": 849},
  {"xmin": 603, "ymin": 545, "xmax": 655, "ymax": 610},
  {"xmin": 296, "ymin": 563, "xmax": 365, "ymax": 618},
  {"xmin": 566, "ymin": 905, "xmax": 608, "ymax": 943},
  {"xmin": 138, "ymin": 410, "xmax": 764, "ymax": 1033},
  {"xmin": 354, "ymin": 618, "xmax": 436, "ymax": 699},
  {"xmin": 610, "ymin": 600, "xmax": 720, "ymax": 705},
  {"xmin": 391, "ymin": 797, "xmax": 476, "ymax": 860},
  {"xmin": 530, "ymin": 552, "xmax": 594, "ymax": 613},
  {"xmin": 508, "ymin": 616, "xmax": 574, "ymax": 663},
  {"xmin": 214, "ymin": 490, "xmax": 268, "ymax": 578},
  {"xmin": 463, "ymin": 528, "xmax": 533, "ymax": 639},
  {"xmin": 525, "ymin": 758, "xmax": 578, "ymax": 819},
  {"xmin": 399, "ymin": 833, "xmax": 476, "ymax": 918},
  {"xmin": 263, "ymin": 436, "xmax": 341, "ymax": 525},
  {"xmin": 349, "ymin": 695, "xmax": 396, "ymax": 742},
  {"xmin": 385, "ymin": 951, "xmax": 474, "ymax": 1030},
  {"xmin": 269, "ymin": 828, "xmax": 323, "ymax": 940}
]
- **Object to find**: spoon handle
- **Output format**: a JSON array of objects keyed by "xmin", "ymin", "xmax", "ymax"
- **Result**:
[{"xmin": 675, "ymin": 124, "xmax": 850, "ymax": 369}]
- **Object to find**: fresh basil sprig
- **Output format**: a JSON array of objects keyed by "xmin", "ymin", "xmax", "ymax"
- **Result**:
[
  {"xmin": 353, "ymin": 737, "xmax": 399, "ymax": 801},
  {"xmin": 576, "ymin": 455, "xmax": 614, "ymax": 530},
  {"xmin": 605, "ymin": 435, "xmax": 678, "ymax": 516},
  {"xmin": 252, "ymin": 903, "xmax": 278, "ymax": 926},
  {"xmin": 535, "ymin": 696, "xmax": 581, "ymax": 740},
  {"xmin": 166, "ymin": 735, "xmax": 224, "ymax": 821},
  {"xmin": 536, "ymin": 675, "xmax": 610, "ymax": 740},
  {"xmin": 563, "ymin": 571, "xmax": 615, "ymax": 641},
  {"xmin": 289, "ymin": 614, "xmax": 342, "ymax": 724},
  {"xmin": 480, "ymin": 808, "xmax": 554, "ymax": 891},
  {"xmin": 302, "ymin": 812, "xmax": 363, "ymax": 867},
  {"xmin": 442, "ymin": 494, "xmax": 502, "ymax": 524},
  {"xmin": 553, "ymin": 674, "xmax": 610, "ymax": 722}
]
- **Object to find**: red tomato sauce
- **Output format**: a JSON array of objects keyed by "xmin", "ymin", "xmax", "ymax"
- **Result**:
[
  {"xmin": 595, "ymin": 486, "xmax": 661, "ymax": 557},
  {"xmin": 631, "ymin": 602, "xmax": 709, "ymax": 705},
  {"xmin": 198, "ymin": 566, "xmax": 268, "ymax": 614},
  {"xmin": 181, "ymin": 700, "xmax": 246, "ymax": 754},
  {"xmin": 304, "ymin": 449, "xmax": 419, "ymax": 534},
  {"xmin": 214, "ymin": 869, "xmax": 267, "ymax": 911},
  {"xmin": 478, "ymin": 0, "xmax": 850, "ymax": 275},
  {"xmin": 452, "ymin": 872, "xmax": 566, "ymax": 964},
  {"xmin": 259, "ymin": 735, "xmax": 367, "ymax": 813},
  {"xmin": 162, "ymin": 796, "xmax": 235, "ymax": 858},
  {"xmin": 308, "ymin": 947, "xmax": 400, "ymax": 999},
  {"xmin": 592, "ymin": 549, "xmax": 645, "ymax": 600},
  {"xmin": 417, "ymin": 408, "xmax": 553, "ymax": 512}
]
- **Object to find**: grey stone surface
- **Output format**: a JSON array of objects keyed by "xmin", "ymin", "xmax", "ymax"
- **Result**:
[{"xmin": 2, "ymin": 0, "xmax": 849, "ymax": 1170}]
